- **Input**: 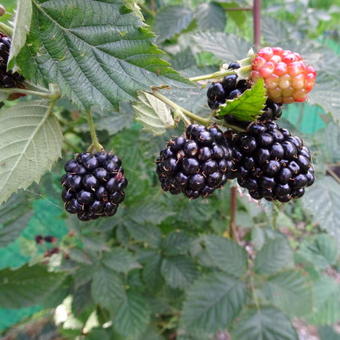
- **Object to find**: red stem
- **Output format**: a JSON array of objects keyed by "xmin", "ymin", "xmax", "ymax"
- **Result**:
[{"xmin": 253, "ymin": 0, "xmax": 261, "ymax": 50}]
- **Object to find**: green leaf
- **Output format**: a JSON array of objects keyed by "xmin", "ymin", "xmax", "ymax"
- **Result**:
[
  {"xmin": 180, "ymin": 272, "xmax": 247, "ymax": 332},
  {"xmin": 113, "ymin": 291, "xmax": 151, "ymax": 337},
  {"xmin": 307, "ymin": 276, "xmax": 340, "ymax": 326},
  {"xmin": 0, "ymin": 100, "xmax": 63, "ymax": 204},
  {"xmin": 216, "ymin": 2, "xmax": 247, "ymax": 30},
  {"xmin": 298, "ymin": 234, "xmax": 338, "ymax": 269},
  {"xmin": 232, "ymin": 307, "xmax": 298, "ymax": 340},
  {"xmin": 161, "ymin": 256, "xmax": 197, "ymax": 289},
  {"xmin": 161, "ymin": 231, "xmax": 194, "ymax": 256},
  {"xmin": 126, "ymin": 223, "xmax": 161, "ymax": 248},
  {"xmin": 0, "ymin": 265, "xmax": 66, "ymax": 308},
  {"xmin": 16, "ymin": 0, "xmax": 188, "ymax": 112},
  {"xmin": 202, "ymin": 235, "xmax": 248, "ymax": 277},
  {"xmin": 194, "ymin": 3, "xmax": 226, "ymax": 32},
  {"xmin": 141, "ymin": 250, "xmax": 163, "ymax": 291},
  {"xmin": 91, "ymin": 265, "xmax": 125, "ymax": 311},
  {"xmin": 216, "ymin": 79, "xmax": 266, "ymax": 122},
  {"xmin": 254, "ymin": 237, "xmax": 294, "ymax": 275},
  {"xmin": 0, "ymin": 192, "xmax": 32, "ymax": 247},
  {"xmin": 259, "ymin": 270, "xmax": 313, "ymax": 317},
  {"xmin": 133, "ymin": 92, "xmax": 175, "ymax": 135},
  {"xmin": 103, "ymin": 248, "xmax": 141, "ymax": 274},
  {"xmin": 8, "ymin": 0, "xmax": 32, "ymax": 68},
  {"xmin": 170, "ymin": 48, "xmax": 196, "ymax": 71},
  {"xmin": 154, "ymin": 6, "xmax": 193, "ymax": 43},
  {"xmin": 192, "ymin": 32, "xmax": 251, "ymax": 62},
  {"xmin": 303, "ymin": 177, "xmax": 340, "ymax": 244}
]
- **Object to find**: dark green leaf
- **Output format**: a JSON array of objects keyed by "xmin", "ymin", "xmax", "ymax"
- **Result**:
[
  {"xmin": 216, "ymin": 79, "xmax": 266, "ymax": 122},
  {"xmin": 161, "ymin": 231, "xmax": 194, "ymax": 256},
  {"xmin": 154, "ymin": 6, "xmax": 194, "ymax": 43},
  {"xmin": 254, "ymin": 237, "xmax": 294, "ymax": 275},
  {"xmin": 113, "ymin": 291, "xmax": 151, "ymax": 337},
  {"xmin": 195, "ymin": 3, "xmax": 226, "ymax": 32},
  {"xmin": 170, "ymin": 48, "xmax": 196, "ymax": 71},
  {"xmin": 161, "ymin": 256, "xmax": 197, "ymax": 289},
  {"xmin": 126, "ymin": 223, "xmax": 162, "ymax": 248},
  {"xmin": 141, "ymin": 251, "xmax": 163, "ymax": 291},
  {"xmin": 0, "ymin": 265, "xmax": 66, "ymax": 308},
  {"xmin": 232, "ymin": 307, "xmax": 298, "ymax": 340},
  {"xmin": 202, "ymin": 235, "xmax": 248, "ymax": 277},
  {"xmin": 180, "ymin": 272, "xmax": 247, "ymax": 332},
  {"xmin": 16, "ymin": 0, "xmax": 188, "ymax": 111},
  {"xmin": 103, "ymin": 248, "xmax": 141, "ymax": 274}
]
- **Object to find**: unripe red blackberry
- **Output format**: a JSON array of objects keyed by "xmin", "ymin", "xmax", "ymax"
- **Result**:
[
  {"xmin": 225, "ymin": 122, "xmax": 314, "ymax": 202},
  {"xmin": 207, "ymin": 62, "xmax": 282, "ymax": 124},
  {"xmin": 156, "ymin": 125, "xmax": 234, "ymax": 199},
  {"xmin": 0, "ymin": 34, "xmax": 24, "ymax": 89},
  {"xmin": 61, "ymin": 151, "xmax": 127, "ymax": 221}
]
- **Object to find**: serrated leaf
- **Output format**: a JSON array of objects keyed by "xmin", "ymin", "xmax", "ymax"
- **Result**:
[
  {"xmin": 161, "ymin": 231, "xmax": 194, "ymax": 256},
  {"xmin": 113, "ymin": 291, "xmax": 151, "ymax": 337},
  {"xmin": 103, "ymin": 248, "xmax": 141, "ymax": 274},
  {"xmin": 232, "ymin": 307, "xmax": 298, "ymax": 340},
  {"xmin": 303, "ymin": 177, "xmax": 340, "ymax": 244},
  {"xmin": 307, "ymin": 276, "xmax": 340, "ymax": 326},
  {"xmin": 180, "ymin": 272, "xmax": 247, "ymax": 332},
  {"xmin": 8, "ymin": 0, "xmax": 32, "ymax": 69},
  {"xmin": 254, "ymin": 237, "xmax": 294, "ymax": 275},
  {"xmin": 216, "ymin": 79, "xmax": 266, "ymax": 122},
  {"xmin": 161, "ymin": 256, "xmax": 197, "ymax": 289},
  {"xmin": 133, "ymin": 92, "xmax": 175, "ymax": 135},
  {"xmin": 195, "ymin": 3, "xmax": 226, "ymax": 32},
  {"xmin": 91, "ymin": 266, "xmax": 126, "ymax": 311},
  {"xmin": 259, "ymin": 270, "xmax": 313, "ymax": 317},
  {"xmin": 0, "ymin": 100, "xmax": 63, "ymax": 204},
  {"xmin": 126, "ymin": 223, "xmax": 161, "ymax": 248},
  {"xmin": 140, "ymin": 250, "xmax": 163, "ymax": 291},
  {"xmin": 170, "ymin": 48, "xmax": 196, "ymax": 71},
  {"xmin": 0, "ymin": 265, "xmax": 66, "ymax": 308},
  {"xmin": 202, "ymin": 235, "xmax": 248, "ymax": 277},
  {"xmin": 192, "ymin": 32, "xmax": 251, "ymax": 62},
  {"xmin": 154, "ymin": 6, "xmax": 193, "ymax": 43},
  {"xmin": 16, "ymin": 0, "xmax": 188, "ymax": 112},
  {"xmin": 298, "ymin": 234, "xmax": 338, "ymax": 269}
]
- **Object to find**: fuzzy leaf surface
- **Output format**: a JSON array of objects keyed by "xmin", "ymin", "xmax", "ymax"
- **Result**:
[
  {"xmin": 194, "ymin": 3, "xmax": 226, "ymax": 32},
  {"xmin": 0, "ymin": 100, "xmax": 63, "ymax": 204},
  {"xmin": 16, "ymin": 0, "xmax": 188, "ymax": 111}
]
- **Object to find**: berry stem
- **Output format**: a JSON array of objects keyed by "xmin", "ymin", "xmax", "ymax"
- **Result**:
[
  {"xmin": 229, "ymin": 186, "xmax": 239, "ymax": 242},
  {"xmin": 86, "ymin": 110, "xmax": 104, "ymax": 152},
  {"xmin": 189, "ymin": 70, "xmax": 236, "ymax": 82},
  {"xmin": 152, "ymin": 90, "xmax": 211, "ymax": 126},
  {"xmin": 0, "ymin": 88, "xmax": 51, "ymax": 98},
  {"xmin": 0, "ymin": 22, "xmax": 13, "ymax": 36}
]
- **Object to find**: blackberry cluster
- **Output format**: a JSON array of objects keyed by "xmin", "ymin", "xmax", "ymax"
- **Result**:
[
  {"xmin": 207, "ymin": 62, "xmax": 282, "ymax": 124},
  {"xmin": 225, "ymin": 121, "xmax": 314, "ymax": 202},
  {"xmin": 61, "ymin": 152, "xmax": 127, "ymax": 221},
  {"xmin": 156, "ymin": 124, "xmax": 234, "ymax": 199},
  {"xmin": 0, "ymin": 34, "xmax": 24, "ymax": 88}
]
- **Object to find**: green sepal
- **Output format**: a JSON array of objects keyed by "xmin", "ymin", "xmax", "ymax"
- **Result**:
[{"xmin": 216, "ymin": 78, "xmax": 267, "ymax": 122}]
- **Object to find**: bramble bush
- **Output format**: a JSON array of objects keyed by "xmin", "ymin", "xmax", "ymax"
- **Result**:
[{"xmin": 0, "ymin": 0, "xmax": 339, "ymax": 339}]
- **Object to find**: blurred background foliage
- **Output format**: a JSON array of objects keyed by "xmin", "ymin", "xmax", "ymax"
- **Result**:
[{"xmin": 0, "ymin": 0, "xmax": 339, "ymax": 339}]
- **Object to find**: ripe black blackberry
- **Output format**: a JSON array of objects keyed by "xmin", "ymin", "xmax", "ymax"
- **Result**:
[
  {"xmin": 225, "ymin": 122, "xmax": 315, "ymax": 202},
  {"xmin": 207, "ymin": 62, "xmax": 282, "ymax": 124},
  {"xmin": 156, "ymin": 124, "xmax": 234, "ymax": 199},
  {"xmin": 0, "ymin": 34, "xmax": 24, "ymax": 88},
  {"xmin": 61, "ymin": 151, "xmax": 127, "ymax": 221}
]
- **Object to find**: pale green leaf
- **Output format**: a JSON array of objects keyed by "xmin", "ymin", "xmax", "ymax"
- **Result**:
[
  {"xmin": 0, "ymin": 100, "xmax": 63, "ymax": 204},
  {"xmin": 91, "ymin": 266, "xmax": 125, "ymax": 311},
  {"xmin": 0, "ymin": 265, "xmax": 65, "ymax": 308},
  {"xmin": 180, "ymin": 272, "xmax": 247, "ymax": 332},
  {"xmin": 113, "ymin": 291, "xmax": 151, "ymax": 337},
  {"xmin": 254, "ymin": 237, "xmax": 294, "ymax": 275},
  {"xmin": 8, "ymin": 0, "xmax": 32, "ymax": 68},
  {"xmin": 103, "ymin": 248, "xmax": 141, "ymax": 274},
  {"xmin": 161, "ymin": 256, "xmax": 197, "ymax": 289},
  {"xmin": 303, "ymin": 176, "xmax": 340, "ymax": 244},
  {"xmin": 192, "ymin": 32, "xmax": 251, "ymax": 62},
  {"xmin": 195, "ymin": 3, "xmax": 226, "ymax": 32},
  {"xmin": 133, "ymin": 92, "xmax": 175, "ymax": 135},
  {"xmin": 298, "ymin": 234, "xmax": 338, "ymax": 269},
  {"xmin": 154, "ymin": 6, "xmax": 193, "ymax": 43},
  {"xmin": 202, "ymin": 235, "xmax": 248, "ymax": 277},
  {"xmin": 216, "ymin": 79, "xmax": 266, "ymax": 122},
  {"xmin": 17, "ymin": 0, "xmax": 188, "ymax": 111},
  {"xmin": 259, "ymin": 270, "xmax": 313, "ymax": 317},
  {"xmin": 232, "ymin": 307, "xmax": 298, "ymax": 340}
]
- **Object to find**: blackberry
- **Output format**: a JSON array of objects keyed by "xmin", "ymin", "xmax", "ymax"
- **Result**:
[
  {"xmin": 61, "ymin": 151, "xmax": 127, "ymax": 221},
  {"xmin": 225, "ymin": 122, "xmax": 315, "ymax": 202},
  {"xmin": 156, "ymin": 124, "xmax": 233, "ymax": 199},
  {"xmin": 0, "ymin": 34, "xmax": 24, "ymax": 89}
]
